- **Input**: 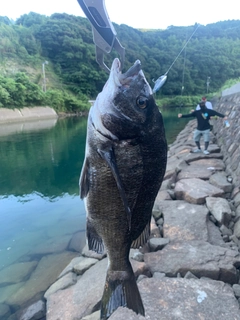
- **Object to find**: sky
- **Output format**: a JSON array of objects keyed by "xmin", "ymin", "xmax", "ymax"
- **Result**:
[{"xmin": 1, "ymin": 0, "xmax": 239, "ymax": 30}]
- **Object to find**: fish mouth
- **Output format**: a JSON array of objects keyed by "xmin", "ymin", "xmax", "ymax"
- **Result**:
[{"xmin": 111, "ymin": 58, "xmax": 142, "ymax": 86}]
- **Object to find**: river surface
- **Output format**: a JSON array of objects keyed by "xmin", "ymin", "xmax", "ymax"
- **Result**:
[{"xmin": 0, "ymin": 107, "xmax": 190, "ymax": 314}]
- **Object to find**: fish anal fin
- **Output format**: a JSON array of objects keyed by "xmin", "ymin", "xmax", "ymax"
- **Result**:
[
  {"xmin": 87, "ymin": 218, "xmax": 104, "ymax": 254},
  {"xmin": 79, "ymin": 157, "xmax": 90, "ymax": 199},
  {"xmin": 131, "ymin": 220, "xmax": 151, "ymax": 249},
  {"xmin": 101, "ymin": 268, "xmax": 145, "ymax": 320}
]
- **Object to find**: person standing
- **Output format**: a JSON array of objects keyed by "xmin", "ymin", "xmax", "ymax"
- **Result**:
[
  {"xmin": 196, "ymin": 96, "xmax": 213, "ymax": 110},
  {"xmin": 178, "ymin": 99, "xmax": 227, "ymax": 154}
]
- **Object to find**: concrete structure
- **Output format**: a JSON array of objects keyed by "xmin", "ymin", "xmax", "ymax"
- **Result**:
[{"xmin": 0, "ymin": 107, "xmax": 58, "ymax": 123}]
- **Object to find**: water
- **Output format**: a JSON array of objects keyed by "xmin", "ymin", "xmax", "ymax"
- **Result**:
[{"xmin": 0, "ymin": 108, "xmax": 190, "ymax": 315}]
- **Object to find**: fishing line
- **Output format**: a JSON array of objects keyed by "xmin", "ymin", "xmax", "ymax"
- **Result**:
[
  {"xmin": 181, "ymin": 44, "xmax": 187, "ymax": 96},
  {"xmin": 165, "ymin": 23, "xmax": 200, "ymax": 76},
  {"xmin": 153, "ymin": 23, "xmax": 200, "ymax": 93}
]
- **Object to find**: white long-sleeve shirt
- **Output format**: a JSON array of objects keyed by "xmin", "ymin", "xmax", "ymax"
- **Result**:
[{"xmin": 196, "ymin": 101, "xmax": 213, "ymax": 110}]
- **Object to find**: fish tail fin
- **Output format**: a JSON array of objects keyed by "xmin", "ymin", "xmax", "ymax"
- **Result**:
[{"xmin": 100, "ymin": 266, "xmax": 145, "ymax": 320}]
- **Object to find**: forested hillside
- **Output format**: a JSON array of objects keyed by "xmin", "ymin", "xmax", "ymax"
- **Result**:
[{"xmin": 0, "ymin": 12, "xmax": 240, "ymax": 111}]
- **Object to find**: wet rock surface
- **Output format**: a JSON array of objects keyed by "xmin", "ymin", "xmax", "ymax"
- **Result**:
[{"xmin": 6, "ymin": 93, "xmax": 240, "ymax": 319}]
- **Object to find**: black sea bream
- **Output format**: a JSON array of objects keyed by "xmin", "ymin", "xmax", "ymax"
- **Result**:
[{"xmin": 80, "ymin": 58, "xmax": 167, "ymax": 319}]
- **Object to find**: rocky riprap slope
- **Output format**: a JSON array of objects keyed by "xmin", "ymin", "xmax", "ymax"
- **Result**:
[{"xmin": 2, "ymin": 93, "xmax": 240, "ymax": 320}]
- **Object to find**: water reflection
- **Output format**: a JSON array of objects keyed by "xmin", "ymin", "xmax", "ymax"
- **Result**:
[
  {"xmin": 0, "ymin": 117, "xmax": 87, "ymax": 197},
  {"xmin": 0, "ymin": 118, "xmax": 58, "ymax": 136},
  {"xmin": 0, "ymin": 117, "xmax": 89, "ymax": 314}
]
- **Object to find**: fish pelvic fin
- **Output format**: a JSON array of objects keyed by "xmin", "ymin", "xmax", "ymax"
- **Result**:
[
  {"xmin": 100, "ymin": 268, "xmax": 145, "ymax": 320},
  {"xmin": 131, "ymin": 220, "xmax": 151, "ymax": 249},
  {"xmin": 87, "ymin": 218, "xmax": 104, "ymax": 254}
]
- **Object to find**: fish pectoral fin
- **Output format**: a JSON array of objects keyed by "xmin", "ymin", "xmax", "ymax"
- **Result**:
[
  {"xmin": 97, "ymin": 146, "xmax": 132, "ymax": 230},
  {"xmin": 79, "ymin": 157, "xmax": 90, "ymax": 199},
  {"xmin": 131, "ymin": 220, "xmax": 151, "ymax": 249},
  {"xmin": 87, "ymin": 218, "xmax": 104, "ymax": 254}
]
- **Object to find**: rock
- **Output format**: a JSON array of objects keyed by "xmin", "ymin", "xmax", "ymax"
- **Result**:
[
  {"xmin": 46, "ymin": 258, "xmax": 107, "ymax": 320},
  {"xmin": 148, "ymin": 238, "xmax": 169, "ymax": 252},
  {"xmin": 209, "ymin": 171, "xmax": 233, "ymax": 193},
  {"xmin": 130, "ymin": 260, "xmax": 150, "ymax": 278},
  {"xmin": 144, "ymin": 241, "xmax": 240, "ymax": 284},
  {"xmin": 222, "ymin": 235, "xmax": 229, "ymax": 242},
  {"xmin": 137, "ymin": 275, "xmax": 148, "ymax": 282},
  {"xmin": 73, "ymin": 257, "xmax": 99, "ymax": 275},
  {"xmin": 0, "ymin": 303, "xmax": 11, "ymax": 319},
  {"xmin": 68, "ymin": 231, "xmax": 86, "ymax": 252},
  {"xmin": 0, "ymin": 282, "xmax": 23, "ymax": 304},
  {"xmin": 150, "ymin": 217, "xmax": 161, "ymax": 238},
  {"xmin": 152, "ymin": 272, "xmax": 165, "ymax": 279},
  {"xmin": 19, "ymin": 300, "xmax": 45, "ymax": 320},
  {"xmin": 229, "ymin": 235, "xmax": 240, "ymax": 246},
  {"xmin": 44, "ymin": 272, "xmax": 77, "ymax": 299},
  {"xmin": 156, "ymin": 217, "xmax": 164, "ymax": 226},
  {"xmin": 7, "ymin": 251, "xmax": 78, "ymax": 307},
  {"xmin": 184, "ymin": 271, "xmax": 199, "ymax": 279},
  {"xmin": 58, "ymin": 256, "xmax": 82, "ymax": 279},
  {"xmin": 108, "ymin": 307, "xmax": 145, "ymax": 320},
  {"xmin": 157, "ymin": 200, "xmax": 209, "ymax": 242},
  {"xmin": 233, "ymin": 192, "xmax": 240, "ymax": 208},
  {"xmin": 46, "ymin": 257, "xmax": 148, "ymax": 320},
  {"xmin": 82, "ymin": 244, "xmax": 107, "ymax": 260},
  {"xmin": 177, "ymin": 164, "xmax": 213, "ymax": 180},
  {"xmin": 136, "ymin": 277, "xmax": 240, "ymax": 320},
  {"xmin": 206, "ymin": 197, "xmax": 232, "ymax": 226},
  {"xmin": 154, "ymin": 189, "xmax": 172, "ymax": 200},
  {"xmin": 233, "ymin": 284, "xmax": 240, "ymax": 298},
  {"xmin": 233, "ymin": 220, "xmax": 240, "ymax": 239},
  {"xmin": 207, "ymin": 220, "xmax": 225, "ymax": 246},
  {"xmin": 58, "ymin": 256, "xmax": 100, "ymax": 280},
  {"xmin": 189, "ymin": 158, "xmax": 226, "ymax": 171},
  {"xmin": 220, "ymin": 225, "xmax": 233, "ymax": 236},
  {"xmin": 174, "ymin": 178, "xmax": 224, "ymax": 204},
  {"xmin": 151, "ymin": 210, "xmax": 162, "ymax": 220},
  {"xmin": 82, "ymin": 310, "xmax": 100, "ymax": 320},
  {"xmin": 236, "ymin": 205, "xmax": 240, "ymax": 217},
  {"xmin": 0, "ymin": 261, "xmax": 38, "ymax": 285},
  {"xmin": 30, "ymin": 235, "xmax": 72, "ymax": 255},
  {"xmin": 130, "ymin": 249, "xmax": 144, "ymax": 262}
]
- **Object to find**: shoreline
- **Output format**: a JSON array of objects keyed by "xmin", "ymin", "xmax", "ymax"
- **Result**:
[{"xmin": 0, "ymin": 107, "xmax": 58, "ymax": 124}]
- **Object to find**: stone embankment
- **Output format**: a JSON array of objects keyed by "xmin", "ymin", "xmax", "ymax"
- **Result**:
[
  {"xmin": 0, "ymin": 107, "xmax": 58, "ymax": 123},
  {"xmin": 3, "ymin": 92, "xmax": 240, "ymax": 320}
]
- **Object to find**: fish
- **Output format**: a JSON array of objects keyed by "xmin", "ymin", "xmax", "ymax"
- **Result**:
[{"xmin": 79, "ymin": 58, "xmax": 167, "ymax": 319}]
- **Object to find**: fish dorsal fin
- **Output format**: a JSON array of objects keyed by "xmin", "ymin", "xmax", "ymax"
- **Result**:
[
  {"xmin": 131, "ymin": 220, "xmax": 151, "ymax": 249},
  {"xmin": 97, "ymin": 145, "xmax": 132, "ymax": 230}
]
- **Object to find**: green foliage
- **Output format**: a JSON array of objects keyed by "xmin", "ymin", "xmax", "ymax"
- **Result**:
[
  {"xmin": 43, "ymin": 89, "xmax": 90, "ymax": 112},
  {"xmin": 0, "ymin": 72, "xmax": 89, "ymax": 112},
  {"xmin": 156, "ymin": 95, "xmax": 202, "ymax": 108},
  {"xmin": 1, "ymin": 13, "xmax": 240, "ymax": 112},
  {"xmin": 0, "ymin": 72, "xmax": 43, "ymax": 107}
]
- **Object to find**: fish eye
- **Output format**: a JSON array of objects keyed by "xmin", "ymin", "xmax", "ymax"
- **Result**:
[{"xmin": 136, "ymin": 97, "xmax": 148, "ymax": 109}]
